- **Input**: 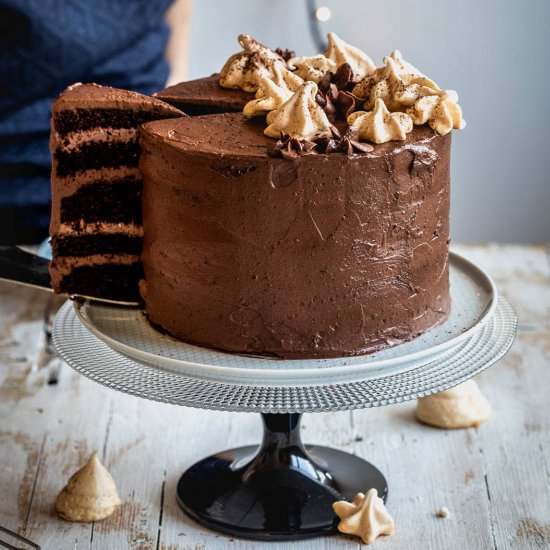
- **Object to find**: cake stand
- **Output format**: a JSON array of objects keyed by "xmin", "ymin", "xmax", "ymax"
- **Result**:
[{"xmin": 51, "ymin": 253, "xmax": 517, "ymax": 541}]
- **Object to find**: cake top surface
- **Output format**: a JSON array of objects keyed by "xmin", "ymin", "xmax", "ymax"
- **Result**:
[
  {"xmin": 140, "ymin": 111, "xmax": 441, "ymax": 159},
  {"xmin": 53, "ymin": 83, "xmax": 184, "ymax": 116},
  {"xmin": 155, "ymin": 74, "xmax": 250, "ymax": 109}
]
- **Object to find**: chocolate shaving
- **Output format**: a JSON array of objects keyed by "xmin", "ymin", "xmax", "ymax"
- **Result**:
[
  {"xmin": 267, "ymin": 124, "xmax": 373, "ymax": 160},
  {"xmin": 274, "ymin": 48, "xmax": 295, "ymax": 62},
  {"xmin": 315, "ymin": 83, "xmax": 362, "ymax": 122},
  {"xmin": 335, "ymin": 90, "xmax": 361, "ymax": 119},
  {"xmin": 318, "ymin": 63, "xmax": 355, "ymax": 94},
  {"xmin": 333, "ymin": 63, "xmax": 354, "ymax": 90},
  {"xmin": 269, "ymin": 133, "xmax": 319, "ymax": 159},
  {"xmin": 330, "ymin": 125, "xmax": 342, "ymax": 140},
  {"xmin": 316, "ymin": 126, "xmax": 374, "ymax": 156},
  {"xmin": 318, "ymin": 71, "xmax": 333, "ymax": 95},
  {"xmin": 315, "ymin": 90, "xmax": 336, "ymax": 119}
]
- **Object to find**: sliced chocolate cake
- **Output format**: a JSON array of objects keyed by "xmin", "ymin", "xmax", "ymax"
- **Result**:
[
  {"xmin": 49, "ymin": 32, "xmax": 466, "ymax": 359},
  {"xmin": 49, "ymin": 83, "xmax": 184, "ymax": 301},
  {"xmin": 155, "ymin": 74, "xmax": 251, "ymax": 115}
]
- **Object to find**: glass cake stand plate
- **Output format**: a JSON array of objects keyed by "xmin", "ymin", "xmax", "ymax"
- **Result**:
[{"xmin": 73, "ymin": 251, "xmax": 497, "ymax": 386}]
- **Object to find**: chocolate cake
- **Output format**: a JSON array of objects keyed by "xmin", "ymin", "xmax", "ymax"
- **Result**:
[
  {"xmin": 49, "ymin": 83, "xmax": 184, "ymax": 301},
  {"xmin": 49, "ymin": 32, "xmax": 466, "ymax": 359},
  {"xmin": 155, "ymin": 74, "xmax": 251, "ymax": 115},
  {"xmin": 139, "ymin": 113, "xmax": 451, "ymax": 358}
]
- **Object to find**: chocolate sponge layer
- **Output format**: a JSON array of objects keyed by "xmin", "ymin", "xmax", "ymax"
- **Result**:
[
  {"xmin": 60, "ymin": 177, "xmax": 142, "ymax": 224},
  {"xmin": 51, "ymin": 233, "xmax": 143, "ymax": 257},
  {"xmin": 57, "ymin": 263, "xmax": 144, "ymax": 302},
  {"xmin": 54, "ymin": 141, "xmax": 140, "ymax": 177},
  {"xmin": 53, "ymin": 108, "xmax": 176, "ymax": 136}
]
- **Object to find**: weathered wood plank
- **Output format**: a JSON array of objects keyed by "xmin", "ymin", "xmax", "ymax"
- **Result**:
[
  {"xmin": 0, "ymin": 283, "xmax": 50, "ymax": 537},
  {"xmin": 454, "ymin": 244, "xmax": 550, "ymax": 327},
  {"xmin": 457, "ymin": 244, "xmax": 550, "ymax": 550}
]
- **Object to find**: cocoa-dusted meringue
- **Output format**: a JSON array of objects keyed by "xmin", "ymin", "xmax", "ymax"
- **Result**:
[
  {"xmin": 353, "ymin": 55, "xmax": 440, "ymax": 112},
  {"xmin": 265, "ymin": 81, "xmax": 332, "ymax": 140},
  {"xmin": 55, "ymin": 452, "xmax": 122, "ymax": 522},
  {"xmin": 325, "ymin": 32, "xmax": 376, "ymax": 81},
  {"xmin": 348, "ymin": 98, "xmax": 413, "ymax": 143},
  {"xmin": 388, "ymin": 49, "xmax": 427, "ymax": 80},
  {"xmin": 243, "ymin": 63, "xmax": 303, "ymax": 117},
  {"xmin": 287, "ymin": 54, "xmax": 337, "ymax": 83},
  {"xmin": 219, "ymin": 34, "xmax": 284, "ymax": 93},
  {"xmin": 333, "ymin": 489, "xmax": 396, "ymax": 545},
  {"xmin": 416, "ymin": 380, "xmax": 491, "ymax": 429},
  {"xmin": 407, "ymin": 91, "xmax": 466, "ymax": 135}
]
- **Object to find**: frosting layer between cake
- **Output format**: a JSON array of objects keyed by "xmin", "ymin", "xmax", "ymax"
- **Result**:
[{"xmin": 139, "ymin": 113, "xmax": 451, "ymax": 358}]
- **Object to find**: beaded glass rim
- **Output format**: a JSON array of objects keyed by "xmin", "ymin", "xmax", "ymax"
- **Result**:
[{"xmin": 52, "ymin": 297, "xmax": 516, "ymax": 413}]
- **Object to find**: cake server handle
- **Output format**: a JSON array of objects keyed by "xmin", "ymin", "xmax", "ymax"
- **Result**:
[
  {"xmin": 0, "ymin": 245, "xmax": 52, "ymax": 292},
  {"xmin": 0, "ymin": 246, "xmax": 141, "ymax": 306}
]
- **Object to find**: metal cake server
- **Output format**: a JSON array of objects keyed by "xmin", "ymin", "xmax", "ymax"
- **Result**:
[{"xmin": 0, "ymin": 246, "xmax": 140, "ymax": 306}]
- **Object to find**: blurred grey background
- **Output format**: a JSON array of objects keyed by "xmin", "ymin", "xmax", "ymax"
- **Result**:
[{"xmin": 185, "ymin": 0, "xmax": 549, "ymax": 243}]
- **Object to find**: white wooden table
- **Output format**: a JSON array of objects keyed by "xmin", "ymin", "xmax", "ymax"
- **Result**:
[{"xmin": 0, "ymin": 245, "xmax": 548, "ymax": 550}]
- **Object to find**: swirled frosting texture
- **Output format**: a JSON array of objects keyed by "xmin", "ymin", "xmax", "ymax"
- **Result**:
[
  {"xmin": 348, "ymin": 98, "xmax": 413, "ymax": 143},
  {"xmin": 325, "ymin": 32, "xmax": 376, "ymax": 81},
  {"xmin": 407, "ymin": 92, "xmax": 466, "ymax": 135},
  {"xmin": 243, "ymin": 64, "xmax": 303, "ymax": 117},
  {"xmin": 287, "ymin": 54, "xmax": 337, "ymax": 83},
  {"xmin": 219, "ymin": 34, "xmax": 283, "ymax": 93},
  {"xmin": 352, "ymin": 50, "xmax": 465, "ymax": 136},
  {"xmin": 264, "ymin": 82, "xmax": 332, "ymax": 140},
  {"xmin": 353, "ymin": 54, "xmax": 440, "ymax": 111},
  {"xmin": 139, "ymin": 113, "xmax": 451, "ymax": 359}
]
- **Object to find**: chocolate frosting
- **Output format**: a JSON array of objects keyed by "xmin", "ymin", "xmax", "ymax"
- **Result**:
[
  {"xmin": 139, "ymin": 113, "xmax": 451, "ymax": 359},
  {"xmin": 52, "ymin": 83, "xmax": 184, "ymax": 115},
  {"xmin": 154, "ymin": 74, "xmax": 252, "ymax": 114}
]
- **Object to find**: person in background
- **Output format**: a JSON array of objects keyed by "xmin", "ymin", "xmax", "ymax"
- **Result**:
[{"xmin": 0, "ymin": 0, "xmax": 190, "ymax": 244}]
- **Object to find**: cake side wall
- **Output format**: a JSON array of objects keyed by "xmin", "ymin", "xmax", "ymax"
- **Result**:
[{"xmin": 139, "ymin": 131, "xmax": 451, "ymax": 359}]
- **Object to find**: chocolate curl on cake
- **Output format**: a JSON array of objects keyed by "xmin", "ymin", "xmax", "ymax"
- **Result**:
[
  {"xmin": 318, "ymin": 63, "xmax": 355, "ymax": 93},
  {"xmin": 315, "ymin": 86, "xmax": 362, "ymax": 122},
  {"xmin": 269, "ymin": 126, "xmax": 373, "ymax": 158},
  {"xmin": 316, "ymin": 126, "xmax": 374, "ymax": 155},
  {"xmin": 314, "ymin": 64, "xmax": 363, "ymax": 122},
  {"xmin": 269, "ymin": 133, "xmax": 318, "ymax": 159}
]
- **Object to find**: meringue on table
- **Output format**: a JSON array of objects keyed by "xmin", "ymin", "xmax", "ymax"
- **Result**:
[
  {"xmin": 56, "ymin": 451, "xmax": 122, "ymax": 522},
  {"xmin": 416, "ymin": 380, "xmax": 491, "ymax": 429},
  {"xmin": 333, "ymin": 489, "xmax": 395, "ymax": 545}
]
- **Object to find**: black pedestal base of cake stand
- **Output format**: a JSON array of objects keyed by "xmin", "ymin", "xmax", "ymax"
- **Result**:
[{"xmin": 176, "ymin": 412, "xmax": 387, "ymax": 541}]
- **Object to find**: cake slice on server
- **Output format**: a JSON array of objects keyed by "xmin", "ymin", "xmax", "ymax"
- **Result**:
[{"xmin": 49, "ymin": 83, "xmax": 184, "ymax": 302}]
